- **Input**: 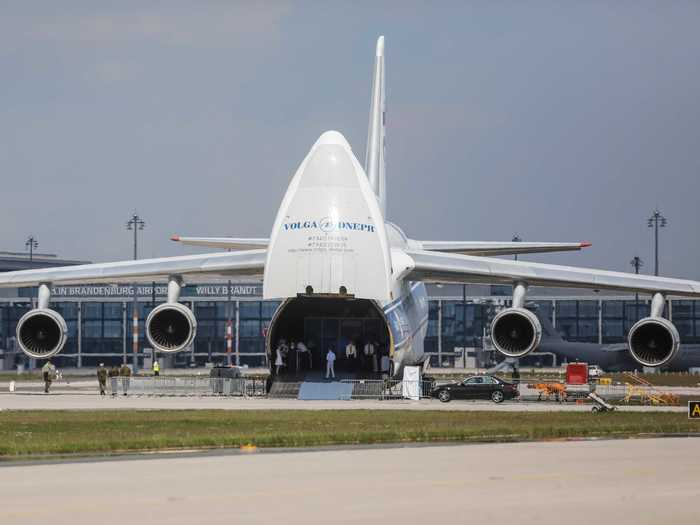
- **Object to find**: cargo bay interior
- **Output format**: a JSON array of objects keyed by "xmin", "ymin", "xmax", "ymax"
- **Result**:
[{"xmin": 267, "ymin": 296, "xmax": 391, "ymax": 379}]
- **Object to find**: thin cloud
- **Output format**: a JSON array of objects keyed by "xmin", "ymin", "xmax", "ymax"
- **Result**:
[{"xmin": 4, "ymin": 3, "xmax": 291, "ymax": 49}]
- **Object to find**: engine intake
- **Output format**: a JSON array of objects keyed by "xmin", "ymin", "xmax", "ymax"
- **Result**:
[
  {"xmin": 628, "ymin": 317, "xmax": 680, "ymax": 367},
  {"xmin": 16, "ymin": 309, "xmax": 68, "ymax": 359},
  {"xmin": 146, "ymin": 302, "xmax": 197, "ymax": 353},
  {"xmin": 490, "ymin": 307, "xmax": 542, "ymax": 358}
]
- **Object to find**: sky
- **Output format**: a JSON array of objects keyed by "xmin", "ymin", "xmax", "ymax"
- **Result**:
[{"xmin": 1, "ymin": 1, "xmax": 699, "ymax": 280}]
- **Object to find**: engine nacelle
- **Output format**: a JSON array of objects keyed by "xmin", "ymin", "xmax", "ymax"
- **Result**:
[
  {"xmin": 146, "ymin": 302, "xmax": 197, "ymax": 353},
  {"xmin": 490, "ymin": 307, "xmax": 542, "ymax": 358},
  {"xmin": 16, "ymin": 309, "xmax": 68, "ymax": 359},
  {"xmin": 628, "ymin": 317, "xmax": 680, "ymax": 367}
]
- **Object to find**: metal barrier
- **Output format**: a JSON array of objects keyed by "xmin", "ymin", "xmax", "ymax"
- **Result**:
[
  {"xmin": 107, "ymin": 376, "xmax": 267, "ymax": 397},
  {"xmin": 593, "ymin": 384, "xmax": 628, "ymax": 400},
  {"xmin": 515, "ymin": 381, "xmax": 630, "ymax": 402},
  {"xmin": 341, "ymin": 379, "xmax": 435, "ymax": 400}
]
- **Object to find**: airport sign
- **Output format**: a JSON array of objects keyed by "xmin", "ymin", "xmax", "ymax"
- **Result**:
[{"xmin": 689, "ymin": 401, "xmax": 700, "ymax": 419}]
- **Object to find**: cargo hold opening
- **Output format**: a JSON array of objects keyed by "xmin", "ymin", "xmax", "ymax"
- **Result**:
[{"xmin": 267, "ymin": 296, "xmax": 391, "ymax": 378}]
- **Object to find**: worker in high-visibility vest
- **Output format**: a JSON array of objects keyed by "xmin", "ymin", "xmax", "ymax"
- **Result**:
[{"xmin": 153, "ymin": 360, "xmax": 160, "ymax": 376}]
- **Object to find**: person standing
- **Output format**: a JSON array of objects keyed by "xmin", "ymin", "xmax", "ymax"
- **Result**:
[
  {"xmin": 41, "ymin": 360, "xmax": 56, "ymax": 393},
  {"xmin": 364, "ymin": 341, "xmax": 378, "ymax": 373},
  {"xmin": 275, "ymin": 342, "xmax": 286, "ymax": 376},
  {"xmin": 119, "ymin": 363, "xmax": 132, "ymax": 396},
  {"xmin": 345, "ymin": 340, "xmax": 357, "ymax": 359},
  {"xmin": 96, "ymin": 363, "xmax": 108, "ymax": 395},
  {"xmin": 107, "ymin": 366, "xmax": 119, "ymax": 396},
  {"xmin": 289, "ymin": 341, "xmax": 298, "ymax": 373},
  {"xmin": 296, "ymin": 341, "xmax": 311, "ymax": 370},
  {"xmin": 153, "ymin": 360, "xmax": 160, "ymax": 376},
  {"xmin": 108, "ymin": 365, "xmax": 119, "ymax": 396},
  {"xmin": 345, "ymin": 340, "xmax": 357, "ymax": 372},
  {"xmin": 307, "ymin": 339, "xmax": 318, "ymax": 371},
  {"xmin": 325, "ymin": 348, "xmax": 336, "ymax": 380}
]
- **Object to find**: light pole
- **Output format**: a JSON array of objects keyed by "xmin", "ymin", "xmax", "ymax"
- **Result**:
[
  {"xmin": 647, "ymin": 209, "xmax": 667, "ymax": 276},
  {"xmin": 630, "ymin": 256, "xmax": 644, "ymax": 303},
  {"xmin": 126, "ymin": 213, "xmax": 145, "ymax": 371},
  {"xmin": 226, "ymin": 238, "xmax": 235, "ymax": 367},
  {"xmin": 512, "ymin": 234, "xmax": 522, "ymax": 261},
  {"xmin": 227, "ymin": 279, "xmax": 234, "ymax": 366},
  {"xmin": 25, "ymin": 235, "xmax": 39, "ymax": 262},
  {"xmin": 630, "ymin": 256, "xmax": 643, "ymax": 275}
]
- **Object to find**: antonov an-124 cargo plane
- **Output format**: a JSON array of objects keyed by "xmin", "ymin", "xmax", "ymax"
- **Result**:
[{"xmin": 2, "ymin": 37, "xmax": 700, "ymax": 374}]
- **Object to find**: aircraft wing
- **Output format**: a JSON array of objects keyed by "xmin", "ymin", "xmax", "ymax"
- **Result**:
[
  {"xmin": 171, "ymin": 236, "xmax": 268, "ymax": 250},
  {"xmin": 404, "ymin": 249, "xmax": 700, "ymax": 297},
  {"xmin": 417, "ymin": 241, "xmax": 591, "ymax": 256},
  {"xmin": 0, "ymin": 250, "xmax": 266, "ymax": 287}
]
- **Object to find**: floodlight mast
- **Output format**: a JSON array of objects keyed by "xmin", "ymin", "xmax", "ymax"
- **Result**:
[
  {"xmin": 630, "ymin": 256, "xmax": 644, "ymax": 303},
  {"xmin": 25, "ymin": 235, "xmax": 39, "ymax": 262},
  {"xmin": 647, "ymin": 209, "xmax": 667, "ymax": 277},
  {"xmin": 126, "ymin": 213, "xmax": 146, "ymax": 371},
  {"xmin": 512, "ymin": 234, "xmax": 522, "ymax": 261}
]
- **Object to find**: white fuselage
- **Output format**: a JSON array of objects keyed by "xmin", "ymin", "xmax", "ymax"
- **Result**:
[{"xmin": 262, "ymin": 130, "xmax": 428, "ymax": 373}]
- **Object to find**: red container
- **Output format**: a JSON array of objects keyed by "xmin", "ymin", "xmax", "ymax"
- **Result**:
[{"xmin": 566, "ymin": 363, "xmax": 589, "ymax": 385}]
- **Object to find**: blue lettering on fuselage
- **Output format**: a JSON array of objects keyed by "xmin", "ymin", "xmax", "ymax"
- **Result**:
[{"xmin": 282, "ymin": 217, "xmax": 374, "ymax": 233}]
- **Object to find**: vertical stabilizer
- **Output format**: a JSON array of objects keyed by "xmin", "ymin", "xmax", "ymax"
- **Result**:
[{"xmin": 365, "ymin": 36, "xmax": 386, "ymax": 216}]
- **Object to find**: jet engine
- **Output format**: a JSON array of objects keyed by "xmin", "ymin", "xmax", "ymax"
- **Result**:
[
  {"xmin": 490, "ymin": 307, "xmax": 542, "ymax": 358},
  {"xmin": 489, "ymin": 282, "xmax": 542, "ymax": 358},
  {"xmin": 145, "ymin": 276, "xmax": 197, "ymax": 353},
  {"xmin": 628, "ymin": 317, "xmax": 680, "ymax": 367},
  {"xmin": 146, "ymin": 302, "xmax": 196, "ymax": 352},
  {"xmin": 627, "ymin": 292, "xmax": 680, "ymax": 367},
  {"xmin": 16, "ymin": 283, "xmax": 67, "ymax": 359},
  {"xmin": 16, "ymin": 308, "xmax": 68, "ymax": 359}
]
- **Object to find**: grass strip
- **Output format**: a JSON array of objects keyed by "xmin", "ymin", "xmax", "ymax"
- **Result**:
[{"xmin": 1, "ymin": 410, "xmax": 698, "ymax": 459}]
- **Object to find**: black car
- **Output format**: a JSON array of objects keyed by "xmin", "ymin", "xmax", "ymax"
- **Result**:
[{"xmin": 430, "ymin": 375, "xmax": 518, "ymax": 403}]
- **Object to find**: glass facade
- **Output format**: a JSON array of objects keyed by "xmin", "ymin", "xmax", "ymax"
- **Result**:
[
  {"xmin": 1, "ymin": 297, "xmax": 700, "ymax": 369},
  {"xmin": 431, "ymin": 301, "xmax": 486, "ymax": 367}
]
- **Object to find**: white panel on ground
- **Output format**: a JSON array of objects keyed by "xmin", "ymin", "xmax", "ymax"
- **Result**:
[{"xmin": 402, "ymin": 366, "xmax": 421, "ymax": 400}]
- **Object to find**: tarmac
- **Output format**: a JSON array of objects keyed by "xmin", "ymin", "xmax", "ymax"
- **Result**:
[
  {"xmin": 0, "ymin": 393, "xmax": 688, "ymax": 412},
  {"xmin": 1, "ymin": 437, "xmax": 698, "ymax": 524}
]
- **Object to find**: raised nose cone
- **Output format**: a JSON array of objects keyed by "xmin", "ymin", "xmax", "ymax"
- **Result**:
[{"xmin": 315, "ymin": 130, "xmax": 351, "ymax": 148}]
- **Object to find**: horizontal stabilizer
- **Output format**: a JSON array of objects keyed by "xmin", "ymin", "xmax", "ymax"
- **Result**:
[
  {"xmin": 171, "ymin": 236, "xmax": 268, "ymax": 250},
  {"xmin": 418, "ymin": 240, "xmax": 591, "ymax": 257}
]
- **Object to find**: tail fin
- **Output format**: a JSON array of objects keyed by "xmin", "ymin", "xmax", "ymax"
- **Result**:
[{"xmin": 365, "ymin": 36, "xmax": 386, "ymax": 216}]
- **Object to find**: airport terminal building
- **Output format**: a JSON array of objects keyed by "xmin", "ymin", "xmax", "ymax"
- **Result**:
[{"xmin": 1, "ymin": 273, "xmax": 700, "ymax": 371}]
